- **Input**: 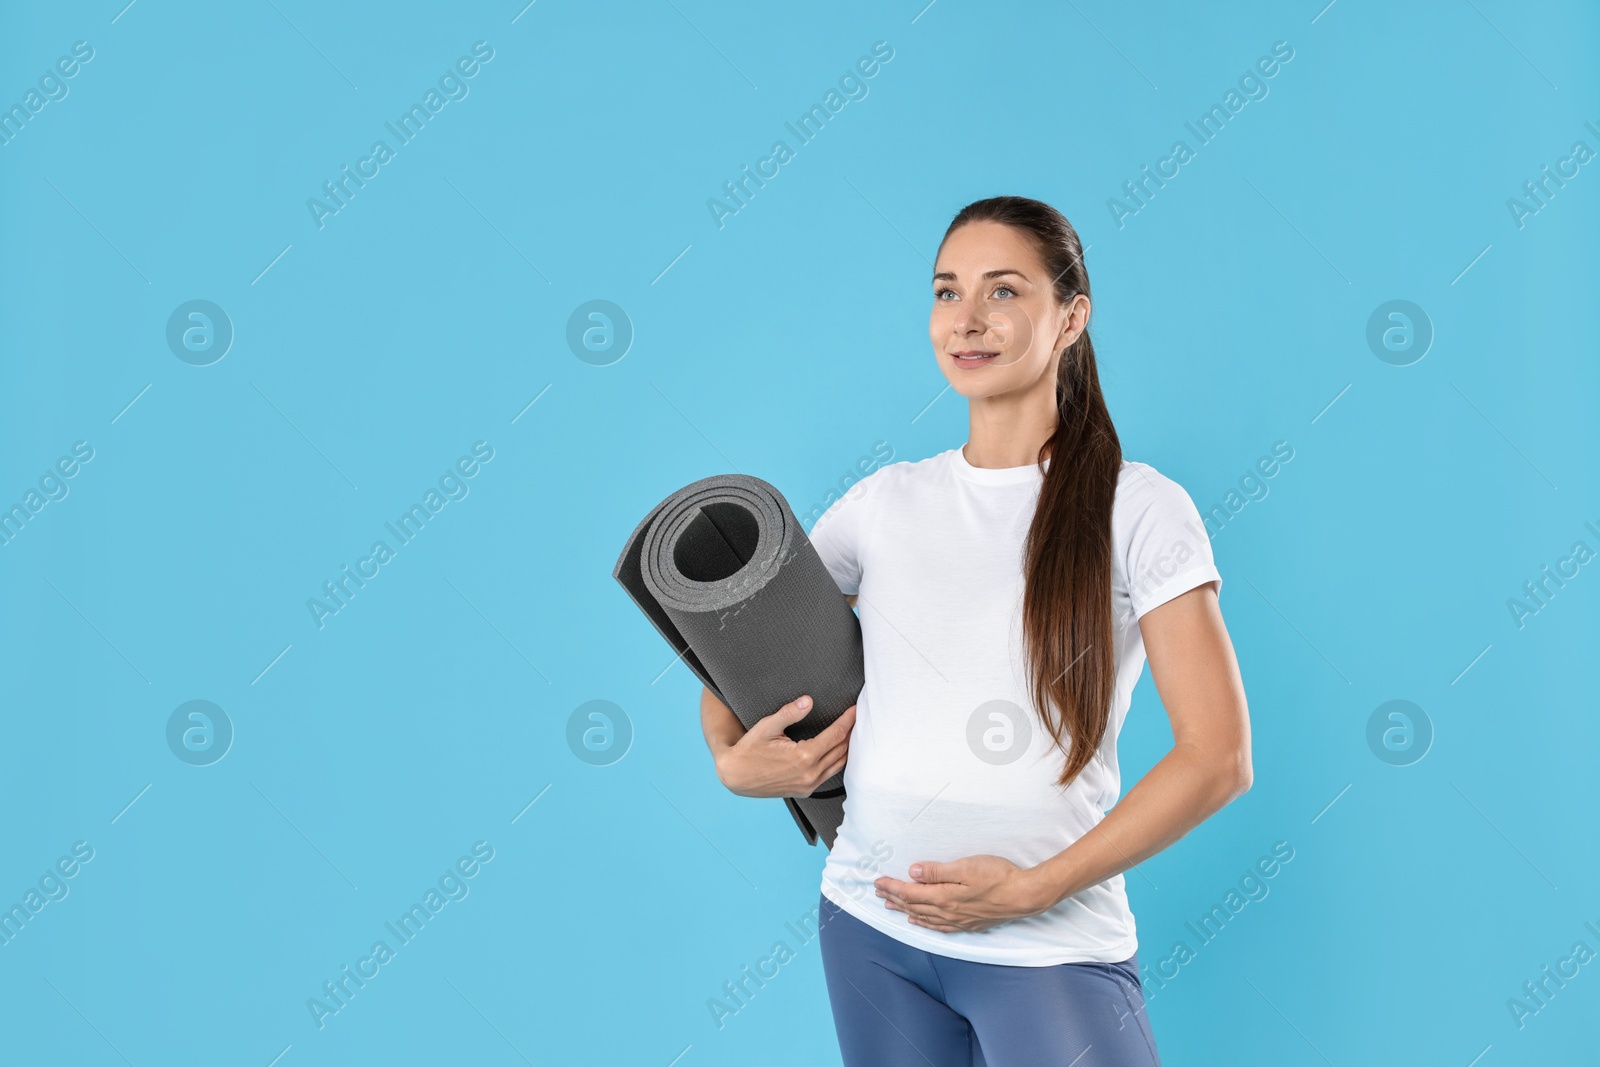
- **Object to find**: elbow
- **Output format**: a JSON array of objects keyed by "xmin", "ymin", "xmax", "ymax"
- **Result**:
[
  {"xmin": 712, "ymin": 750, "xmax": 736, "ymax": 793},
  {"xmin": 1227, "ymin": 749, "xmax": 1253, "ymax": 801},
  {"xmin": 1179, "ymin": 738, "xmax": 1252, "ymax": 806},
  {"xmin": 1199, "ymin": 743, "xmax": 1251, "ymax": 805}
]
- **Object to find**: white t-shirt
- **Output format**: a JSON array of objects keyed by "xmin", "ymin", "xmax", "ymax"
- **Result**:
[{"xmin": 811, "ymin": 445, "xmax": 1222, "ymax": 966}]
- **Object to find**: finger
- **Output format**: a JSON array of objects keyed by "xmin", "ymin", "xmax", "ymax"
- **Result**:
[
  {"xmin": 809, "ymin": 756, "xmax": 847, "ymax": 792},
  {"xmin": 874, "ymin": 881, "xmax": 920, "ymax": 911},
  {"xmin": 885, "ymin": 894, "xmax": 937, "ymax": 913},
  {"xmin": 799, "ymin": 734, "xmax": 849, "ymax": 770},
  {"xmin": 791, "ymin": 720, "xmax": 851, "ymax": 766},
  {"xmin": 812, "ymin": 704, "xmax": 857, "ymax": 745},
  {"xmin": 879, "ymin": 880, "xmax": 943, "ymax": 907},
  {"xmin": 908, "ymin": 902, "xmax": 953, "ymax": 922},
  {"xmin": 795, "ymin": 745, "xmax": 840, "ymax": 778},
  {"xmin": 885, "ymin": 897, "xmax": 952, "ymax": 926},
  {"xmin": 875, "ymin": 876, "xmax": 917, "ymax": 899},
  {"xmin": 755, "ymin": 695, "xmax": 814, "ymax": 738}
]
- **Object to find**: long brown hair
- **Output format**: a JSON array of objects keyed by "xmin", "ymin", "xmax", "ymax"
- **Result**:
[{"xmin": 939, "ymin": 196, "xmax": 1122, "ymax": 790}]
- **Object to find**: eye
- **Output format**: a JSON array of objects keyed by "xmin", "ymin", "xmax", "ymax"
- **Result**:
[
  {"xmin": 993, "ymin": 284, "xmax": 1016, "ymax": 299},
  {"xmin": 934, "ymin": 286, "xmax": 957, "ymax": 301}
]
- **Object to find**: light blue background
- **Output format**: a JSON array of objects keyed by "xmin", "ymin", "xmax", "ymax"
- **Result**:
[{"xmin": 2, "ymin": 1, "xmax": 1596, "ymax": 1064}]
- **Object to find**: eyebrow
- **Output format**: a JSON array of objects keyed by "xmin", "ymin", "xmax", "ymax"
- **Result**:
[{"xmin": 931, "ymin": 268, "xmax": 1028, "ymax": 283}]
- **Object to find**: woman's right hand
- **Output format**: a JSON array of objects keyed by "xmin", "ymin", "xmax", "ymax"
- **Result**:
[{"xmin": 715, "ymin": 695, "xmax": 856, "ymax": 799}]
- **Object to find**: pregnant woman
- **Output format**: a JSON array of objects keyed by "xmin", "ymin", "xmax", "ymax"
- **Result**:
[{"xmin": 698, "ymin": 195, "xmax": 1252, "ymax": 1066}]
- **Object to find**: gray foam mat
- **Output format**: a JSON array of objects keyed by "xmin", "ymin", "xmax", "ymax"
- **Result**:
[{"xmin": 612, "ymin": 473, "xmax": 862, "ymax": 848}]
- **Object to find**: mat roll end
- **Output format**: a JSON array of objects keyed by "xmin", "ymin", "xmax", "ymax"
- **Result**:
[{"xmin": 783, "ymin": 797, "xmax": 820, "ymax": 847}]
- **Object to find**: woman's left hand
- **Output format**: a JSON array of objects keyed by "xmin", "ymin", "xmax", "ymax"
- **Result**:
[{"xmin": 873, "ymin": 855, "xmax": 1049, "ymax": 933}]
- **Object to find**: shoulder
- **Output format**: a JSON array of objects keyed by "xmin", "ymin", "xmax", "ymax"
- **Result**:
[
  {"xmin": 1115, "ymin": 459, "xmax": 1194, "ymax": 508},
  {"xmin": 828, "ymin": 449, "xmax": 949, "ymax": 503},
  {"xmin": 1111, "ymin": 460, "xmax": 1207, "ymax": 541},
  {"xmin": 875, "ymin": 449, "xmax": 951, "ymax": 489},
  {"xmin": 802, "ymin": 449, "xmax": 948, "ymax": 532},
  {"xmin": 1110, "ymin": 460, "xmax": 1220, "ymax": 615}
]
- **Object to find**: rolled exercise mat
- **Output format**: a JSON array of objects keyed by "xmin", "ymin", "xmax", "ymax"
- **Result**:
[{"xmin": 612, "ymin": 473, "xmax": 863, "ymax": 849}]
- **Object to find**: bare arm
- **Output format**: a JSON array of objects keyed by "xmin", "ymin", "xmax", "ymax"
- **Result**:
[
  {"xmin": 1026, "ymin": 580, "xmax": 1250, "ymax": 909},
  {"xmin": 874, "ymin": 580, "xmax": 1252, "ymax": 931},
  {"xmin": 699, "ymin": 685, "xmax": 747, "ymax": 756}
]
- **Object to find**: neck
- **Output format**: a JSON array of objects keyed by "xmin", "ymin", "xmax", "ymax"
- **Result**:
[{"xmin": 963, "ymin": 372, "xmax": 1058, "ymax": 469}]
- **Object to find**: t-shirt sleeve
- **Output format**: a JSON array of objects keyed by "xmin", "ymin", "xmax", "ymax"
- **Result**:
[
  {"xmin": 1117, "ymin": 465, "xmax": 1222, "ymax": 620},
  {"xmin": 805, "ymin": 474, "xmax": 873, "ymax": 597}
]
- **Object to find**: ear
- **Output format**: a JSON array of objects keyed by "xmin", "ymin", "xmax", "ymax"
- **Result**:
[{"xmin": 1056, "ymin": 293, "xmax": 1090, "ymax": 351}]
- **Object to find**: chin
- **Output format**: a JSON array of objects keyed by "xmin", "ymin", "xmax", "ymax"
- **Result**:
[{"xmin": 944, "ymin": 376, "xmax": 1001, "ymax": 399}]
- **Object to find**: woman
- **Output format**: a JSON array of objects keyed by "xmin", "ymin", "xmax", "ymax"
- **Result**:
[{"xmin": 698, "ymin": 195, "xmax": 1252, "ymax": 1066}]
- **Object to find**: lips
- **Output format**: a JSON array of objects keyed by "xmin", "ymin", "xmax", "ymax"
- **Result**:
[{"xmin": 950, "ymin": 351, "xmax": 999, "ymax": 366}]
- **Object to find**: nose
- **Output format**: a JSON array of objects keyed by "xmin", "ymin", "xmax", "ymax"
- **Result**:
[
  {"xmin": 953, "ymin": 296, "xmax": 1016, "ymax": 348},
  {"xmin": 951, "ymin": 296, "xmax": 996, "ymax": 340}
]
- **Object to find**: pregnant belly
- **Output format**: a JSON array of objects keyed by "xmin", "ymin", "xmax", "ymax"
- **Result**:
[{"xmin": 825, "ymin": 777, "xmax": 1101, "ymax": 897}]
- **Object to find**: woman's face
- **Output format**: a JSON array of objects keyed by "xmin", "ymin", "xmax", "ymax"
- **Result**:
[{"xmin": 929, "ymin": 220, "xmax": 1087, "ymax": 399}]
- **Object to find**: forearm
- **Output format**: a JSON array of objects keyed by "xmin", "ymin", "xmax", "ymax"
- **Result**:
[
  {"xmin": 1027, "ymin": 740, "xmax": 1249, "ymax": 911},
  {"xmin": 699, "ymin": 687, "xmax": 745, "ymax": 759}
]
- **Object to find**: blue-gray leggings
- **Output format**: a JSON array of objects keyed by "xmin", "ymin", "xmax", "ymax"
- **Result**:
[{"xmin": 819, "ymin": 894, "xmax": 1162, "ymax": 1066}]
